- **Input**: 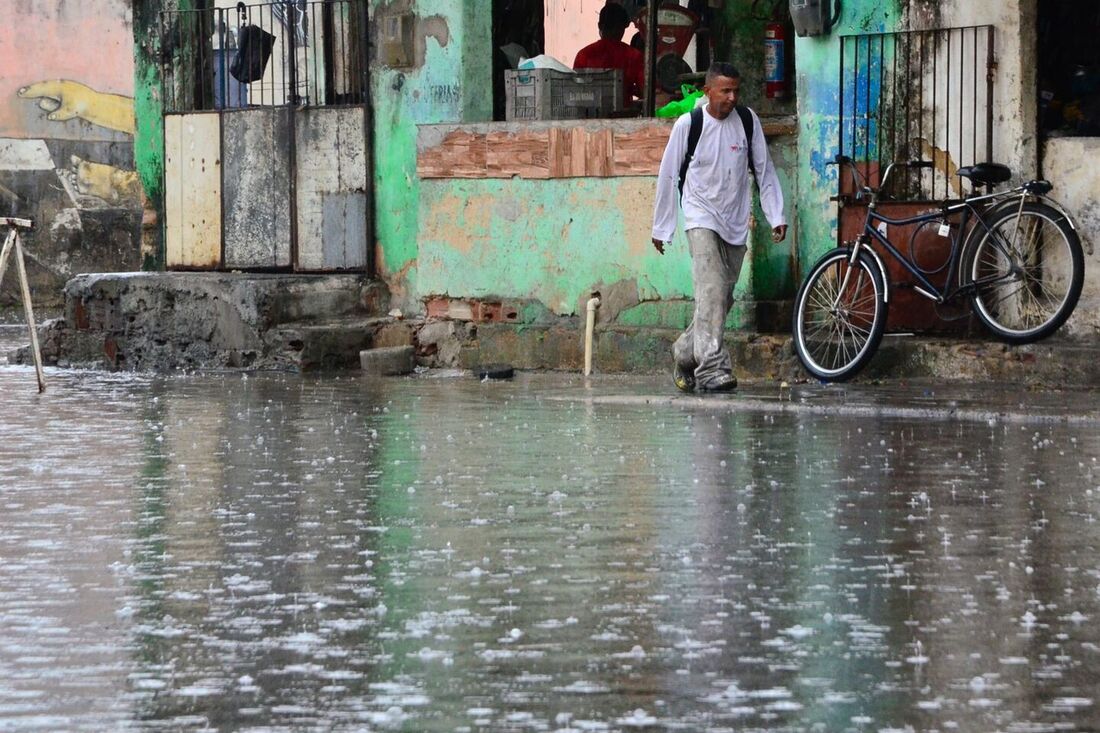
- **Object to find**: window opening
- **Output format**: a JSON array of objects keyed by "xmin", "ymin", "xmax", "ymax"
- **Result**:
[
  {"xmin": 1038, "ymin": 0, "xmax": 1100, "ymax": 139},
  {"xmin": 162, "ymin": 0, "xmax": 368, "ymax": 114}
]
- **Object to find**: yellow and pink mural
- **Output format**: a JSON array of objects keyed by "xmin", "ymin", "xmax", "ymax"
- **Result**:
[{"xmin": 0, "ymin": 0, "xmax": 141, "ymax": 303}]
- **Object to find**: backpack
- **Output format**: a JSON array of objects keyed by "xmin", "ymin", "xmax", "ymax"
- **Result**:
[{"xmin": 678, "ymin": 104, "xmax": 756, "ymax": 199}]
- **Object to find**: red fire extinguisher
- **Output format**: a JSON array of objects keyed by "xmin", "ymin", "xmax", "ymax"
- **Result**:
[{"xmin": 765, "ymin": 22, "xmax": 786, "ymax": 99}]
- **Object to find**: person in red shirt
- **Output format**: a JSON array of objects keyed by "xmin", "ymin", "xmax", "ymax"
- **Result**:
[{"xmin": 573, "ymin": 4, "xmax": 644, "ymax": 103}]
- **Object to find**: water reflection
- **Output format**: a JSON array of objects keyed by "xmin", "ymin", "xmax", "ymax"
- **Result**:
[{"xmin": 1, "ymin": 348, "xmax": 1099, "ymax": 730}]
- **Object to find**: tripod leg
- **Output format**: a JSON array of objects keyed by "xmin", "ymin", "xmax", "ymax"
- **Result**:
[
  {"xmin": 0, "ymin": 230, "xmax": 14, "ymax": 289},
  {"xmin": 14, "ymin": 234, "xmax": 45, "ymax": 393}
]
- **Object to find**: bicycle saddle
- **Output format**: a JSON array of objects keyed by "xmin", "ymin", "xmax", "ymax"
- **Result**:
[{"xmin": 956, "ymin": 162, "xmax": 1012, "ymax": 185}]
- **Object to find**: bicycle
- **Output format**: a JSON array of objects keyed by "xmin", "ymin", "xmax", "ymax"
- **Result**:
[{"xmin": 792, "ymin": 155, "xmax": 1085, "ymax": 382}]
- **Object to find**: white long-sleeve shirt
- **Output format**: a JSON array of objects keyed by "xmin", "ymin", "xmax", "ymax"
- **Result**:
[{"xmin": 651, "ymin": 104, "xmax": 786, "ymax": 246}]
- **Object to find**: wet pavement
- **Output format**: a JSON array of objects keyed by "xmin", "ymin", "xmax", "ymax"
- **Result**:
[{"xmin": 4, "ymin": 325, "xmax": 1100, "ymax": 732}]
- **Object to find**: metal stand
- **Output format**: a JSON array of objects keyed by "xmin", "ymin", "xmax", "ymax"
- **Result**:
[{"xmin": 0, "ymin": 218, "xmax": 45, "ymax": 393}]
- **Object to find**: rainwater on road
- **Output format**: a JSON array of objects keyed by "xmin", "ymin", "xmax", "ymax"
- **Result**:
[{"xmin": 3, "ymin": 326, "xmax": 1100, "ymax": 732}]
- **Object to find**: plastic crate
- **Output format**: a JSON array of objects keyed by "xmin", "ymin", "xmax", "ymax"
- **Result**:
[{"xmin": 505, "ymin": 68, "xmax": 623, "ymax": 121}]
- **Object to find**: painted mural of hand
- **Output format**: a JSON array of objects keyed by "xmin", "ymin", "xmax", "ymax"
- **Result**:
[{"xmin": 17, "ymin": 80, "xmax": 135, "ymax": 135}]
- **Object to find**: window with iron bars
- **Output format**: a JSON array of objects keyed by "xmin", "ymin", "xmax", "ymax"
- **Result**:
[
  {"xmin": 838, "ymin": 25, "xmax": 995, "ymax": 202},
  {"xmin": 161, "ymin": 0, "xmax": 368, "ymax": 114}
]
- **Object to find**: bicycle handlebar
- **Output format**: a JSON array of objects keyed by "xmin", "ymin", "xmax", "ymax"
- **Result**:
[{"xmin": 831, "ymin": 155, "xmax": 935, "ymax": 201}]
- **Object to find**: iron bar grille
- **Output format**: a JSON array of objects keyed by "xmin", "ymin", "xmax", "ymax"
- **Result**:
[
  {"xmin": 838, "ymin": 25, "xmax": 995, "ymax": 201},
  {"xmin": 161, "ymin": 0, "xmax": 368, "ymax": 114}
]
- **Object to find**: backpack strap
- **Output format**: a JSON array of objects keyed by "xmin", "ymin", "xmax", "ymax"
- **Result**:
[
  {"xmin": 677, "ymin": 106, "xmax": 704, "ymax": 200},
  {"xmin": 736, "ymin": 104, "xmax": 757, "ymax": 184}
]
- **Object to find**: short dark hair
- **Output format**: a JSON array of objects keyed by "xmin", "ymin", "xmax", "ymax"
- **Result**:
[
  {"xmin": 705, "ymin": 62, "xmax": 741, "ymax": 85},
  {"xmin": 598, "ymin": 4, "xmax": 631, "ymax": 32}
]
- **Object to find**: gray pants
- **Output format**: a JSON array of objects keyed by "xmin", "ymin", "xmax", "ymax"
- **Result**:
[{"xmin": 673, "ymin": 228, "xmax": 747, "ymax": 385}]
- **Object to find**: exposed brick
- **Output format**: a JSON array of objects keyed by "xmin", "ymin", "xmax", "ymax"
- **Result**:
[
  {"xmin": 473, "ymin": 301, "xmax": 503, "ymax": 323},
  {"xmin": 103, "ymin": 337, "xmax": 118, "ymax": 367},
  {"xmin": 426, "ymin": 297, "xmax": 450, "ymax": 319},
  {"xmin": 74, "ymin": 301, "xmax": 89, "ymax": 330}
]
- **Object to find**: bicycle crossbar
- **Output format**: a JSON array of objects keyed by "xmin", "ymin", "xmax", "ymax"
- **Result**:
[{"xmin": 0, "ymin": 217, "xmax": 33, "ymax": 229}]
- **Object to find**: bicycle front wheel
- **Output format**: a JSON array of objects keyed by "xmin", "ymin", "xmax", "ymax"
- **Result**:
[
  {"xmin": 964, "ymin": 202, "xmax": 1084, "ymax": 344},
  {"xmin": 793, "ymin": 248, "xmax": 887, "ymax": 382}
]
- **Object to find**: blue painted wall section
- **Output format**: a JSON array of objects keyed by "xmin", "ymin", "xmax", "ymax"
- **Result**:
[{"xmin": 793, "ymin": 0, "xmax": 902, "ymax": 271}]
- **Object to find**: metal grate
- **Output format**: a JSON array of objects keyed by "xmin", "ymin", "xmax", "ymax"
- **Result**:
[
  {"xmin": 161, "ymin": 0, "xmax": 368, "ymax": 114},
  {"xmin": 838, "ymin": 26, "xmax": 996, "ymax": 201}
]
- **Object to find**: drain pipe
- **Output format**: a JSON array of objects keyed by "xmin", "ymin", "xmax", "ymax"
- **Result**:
[{"xmin": 584, "ymin": 292, "xmax": 601, "ymax": 376}]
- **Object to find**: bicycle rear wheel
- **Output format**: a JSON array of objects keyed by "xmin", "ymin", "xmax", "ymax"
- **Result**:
[
  {"xmin": 963, "ymin": 202, "xmax": 1083, "ymax": 344},
  {"xmin": 793, "ymin": 248, "xmax": 887, "ymax": 382}
]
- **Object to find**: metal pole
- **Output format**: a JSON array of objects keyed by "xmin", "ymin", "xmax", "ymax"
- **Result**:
[
  {"xmin": 643, "ymin": 1, "xmax": 658, "ymax": 117},
  {"xmin": 986, "ymin": 26, "xmax": 995, "ymax": 166},
  {"xmin": 286, "ymin": 0, "xmax": 299, "ymax": 104}
]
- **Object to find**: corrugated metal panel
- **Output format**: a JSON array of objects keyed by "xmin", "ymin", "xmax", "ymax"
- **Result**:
[
  {"xmin": 294, "ymin": 107, "xmax": 368, "ymax": 271},
  {"xmin": 165, "ymin": 113, "xmax": 222, "ymax": 269},
  {"xmin": 223, "ymin": 109, "xmax": 292, "ymax": 269}
]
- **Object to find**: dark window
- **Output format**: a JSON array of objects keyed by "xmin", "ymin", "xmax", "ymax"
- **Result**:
[
  {"xmin": 1038, "ymin": 0, "xmax": 1100, "ymax": 138},
  {"xmin": 491, "ymin": 0, "xmax": 545, "ymax": 121}
]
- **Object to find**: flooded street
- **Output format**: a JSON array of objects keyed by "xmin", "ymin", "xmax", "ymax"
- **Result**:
[{"xmin": 4, "ymin": 326, "xmax": 1100, "ymax": 731}]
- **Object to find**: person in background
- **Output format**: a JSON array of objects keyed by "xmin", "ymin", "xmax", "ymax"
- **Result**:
[{"xmin": 573, "ymin": 3, "xmax": 644, "ymax": 102}]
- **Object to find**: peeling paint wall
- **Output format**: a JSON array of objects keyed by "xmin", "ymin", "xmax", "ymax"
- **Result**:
[
  {"xmin": 793, "ymin": 1, "xmax": 1038, "ymax": 258},
  {"xmin": 416, "ymin": 130, "xmax": 797, "ymax": 329},
  {"xmin": 792, "ymin": 0, "xmax": 901, "ymax": 271},
  {"xmin": 793, "ymin": 0, "xmax": 1100, "ymax": 338},
  {"xmin": 1044, "ymin": 138, "xmax": 1100, "ymax": 336},
  {"xmin": 370, "ymin": 0, "xmax": 492, "ymax": 308},
  {"xmin": 920, "ymin": 0, "xmax": 1037, "ymax": 183},
  {"xmin": 0, "ymin": 0, "xmax": 142, "ymax": 307}
]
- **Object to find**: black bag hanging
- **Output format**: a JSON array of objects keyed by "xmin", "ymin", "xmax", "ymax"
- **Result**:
[{"xmin": 230, "ymin": 24, "xmax": 276, "ymax": 83}]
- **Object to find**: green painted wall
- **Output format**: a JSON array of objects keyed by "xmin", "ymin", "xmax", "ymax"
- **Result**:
[
  {"xmin": 370, "ymin": 0, "xmax": 492, "ymax": 304},
  {"xmin": 133, "ymin": 0, "xmax": 202, "ymax": 271},
  {"xmin": 416, "ymin": 133, "xmax": 796, "ymax": 327},
  {"xmin": 792, "ymin": 0, "xmax": 904, "ymax": 273}
]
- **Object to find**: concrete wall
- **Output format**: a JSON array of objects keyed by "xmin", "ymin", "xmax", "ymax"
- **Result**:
[
  {"xmin": 416, "ymin": 131, "xmax": 797, "ymax": 329},
  {"xmin": 370, "ymin": 0, "xmax": 493, "ymax": 306},
  {"xmin": 912, "ymin": 0, "xmax": 1038, "ymax": 184},
  {"xmin": 0, "ymin": 0, "xmax": 142, "ymax": 307},
  {"xmin": 1044, "ymin": 138, "xmax": 1100, "ymax": 337}
]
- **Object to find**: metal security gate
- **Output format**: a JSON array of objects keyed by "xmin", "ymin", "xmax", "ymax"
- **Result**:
[
  {"xmin": 838, "ymin": 25, "xmax": 995, "ymax": 201},
  {"xmin": 161, "ymin": 0, "xmax": 371, "ymax": 272},
  {"xmin": 835, "ymin": 26, "xmax": 996, "ymax": 335}
]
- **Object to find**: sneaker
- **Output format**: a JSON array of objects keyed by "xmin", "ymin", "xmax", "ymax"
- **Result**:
[
  {"xmin": 673, "ymin": 363, "xmax": 696, "ymax": 393},
  {"xmin": 698, "ymin": 373, "xmax": 737, "ymax": 392}
]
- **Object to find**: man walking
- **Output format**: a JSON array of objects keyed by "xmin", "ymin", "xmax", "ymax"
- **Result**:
[{"xmin": 652, "ymin": 62, "xmax": 787, "ymax": 392}]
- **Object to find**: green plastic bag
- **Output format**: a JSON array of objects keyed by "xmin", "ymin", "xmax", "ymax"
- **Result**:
[{"xmin": 656, "ymin": 84, "xmax": 703, "ymax": 118}]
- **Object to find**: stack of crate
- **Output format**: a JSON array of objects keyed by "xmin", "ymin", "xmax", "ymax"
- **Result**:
[{"xmin": 504, "ymin": 68, "xmax": 623, "ymax": 121}]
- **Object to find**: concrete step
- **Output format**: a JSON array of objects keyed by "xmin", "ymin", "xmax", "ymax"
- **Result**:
[
  {"xmin": 20, "ymin": 272, "xmax": 393, "ymax": 371},
  {"xmin": 359, "ymin": 345, "xmax": 415, "ymax": 376},
  {"xmin": 266, "ymin": 316, "xmax": 395, "ymax": 371},
  {"xmin": 64, "ymin": 272, "xmax": 388, "ymax": 332},
  {"xmin": 460, "ymin": 323, "xmax": 1100, "ymax": 388}
]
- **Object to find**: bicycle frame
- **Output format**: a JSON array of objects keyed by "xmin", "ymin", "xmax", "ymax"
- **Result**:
[{"xmin": 846, "ymin": 172, "xmax": 1047, "ymax": 306}]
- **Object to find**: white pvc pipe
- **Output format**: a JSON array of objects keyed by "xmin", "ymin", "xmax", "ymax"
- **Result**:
[{"xmin": 583, "ymin": 296, "xmax": 601, "ymax": 376}]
